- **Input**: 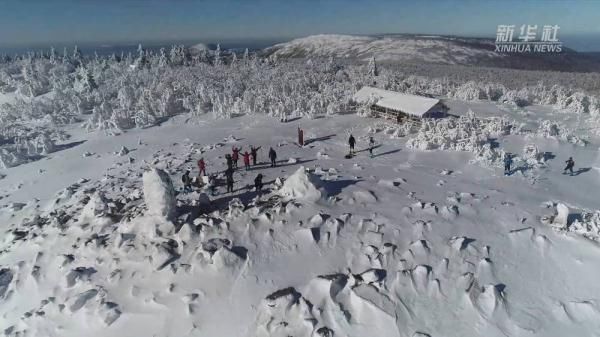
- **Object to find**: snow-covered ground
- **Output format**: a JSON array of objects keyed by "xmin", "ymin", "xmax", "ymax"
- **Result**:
[{"xmin": 2, "ymin": 98, "xmax": 600, "ymax": 337}]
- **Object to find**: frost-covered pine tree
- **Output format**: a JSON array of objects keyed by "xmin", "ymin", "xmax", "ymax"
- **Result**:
[
  {"xmin": 214, "ymin": 44, "xmax": 222, "ymax": 67},
  {"xmin": 243, "ymin": 48, "xmax": 249, "ymax": 64},
  {"xmin": 158, "ymin": 48, "xmax": 169, "ymax": 67},
  {"xmin": 72, "ymin": 45, "xmax": 82, "ymax": 64},
  {"xmin": 134, "ymin": 44, "xmax": 147, "ymax": 69},
  {"xmin": 49, "ymin": 47, "xmax": 57, "ymax": 64},
  {"xmin": 137, "ymin": 44, "xmax": 144, "ymax": 59},
  {"xmin": 231, "ymin": 52, "xmax": 238, "ymax": 66},
  {"xmin": 326, "ymin": 56, "xmax": 336, "ymax": 72},
  {"xmin": 367, "ymin": 56, "xmax": 378, "ymax": 77},
  {"xmin": 62, "ymin": 47, "xmax": 69, "ymax": 64},
  {"xmin": 74, "ymin": 66, "xmax": 98, "ymax": 93}
]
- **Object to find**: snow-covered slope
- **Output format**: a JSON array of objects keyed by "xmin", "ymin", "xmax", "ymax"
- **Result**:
[
  {"xmin": 265, "ymin": 34, "xmax": 502, "ymax": 65},
  {"xmin": 264, "ymin": 34, "xmax": 600, "ymax": 72},
  {"xmin": 2, "ymin": 99, "xmax": 600, "ymax": 337}
]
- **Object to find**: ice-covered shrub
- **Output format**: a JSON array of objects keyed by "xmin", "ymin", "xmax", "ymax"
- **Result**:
[
  {"xmin": 521, "ymin": 144, "xmax": 546, "ymax": 168},
  {"xmin": 534, "ymin": 120, "xmax": 586, "ymax": 146},
  {"xmin": 406, "ymin": 111, "xmax": 513, "ymax": 152},
  {"xmin": 569, "ymin": 210, "xmax": 600, "ymax": 241}
]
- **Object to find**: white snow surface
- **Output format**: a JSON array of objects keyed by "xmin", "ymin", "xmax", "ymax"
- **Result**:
[{"xmin": 1, "ymin": 103, "xmax": 600, "ymax": 337}]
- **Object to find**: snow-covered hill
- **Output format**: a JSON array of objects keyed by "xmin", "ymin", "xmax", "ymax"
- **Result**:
[
  {"xmin": 264, "ymin": 34, "xmax": 600, "ymax": 72},
  {"xmin": 265, "ymin": 34, "xmax": 502, "ymax": 65}
]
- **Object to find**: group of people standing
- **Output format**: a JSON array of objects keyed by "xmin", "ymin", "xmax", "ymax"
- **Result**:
[
  {"xmin": 181, "ymin": 143, "xmax": 279, "ymax": 196},
  {"xmin": 223, "ymin": 145, "xmax": 276, "ymax": 194},
  {"xmin": 181, "ymin": 126, "xmax": 381, "ymax": 197}
]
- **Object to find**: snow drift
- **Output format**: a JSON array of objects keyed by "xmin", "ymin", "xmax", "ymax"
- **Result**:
[{"xmin": 278, "ymin": 166, "xmax": 322, "ymax": 202}]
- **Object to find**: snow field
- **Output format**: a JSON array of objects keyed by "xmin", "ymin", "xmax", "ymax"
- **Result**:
[{"xmin": 1, "ymin": 109, "xmax": 600, "ymax": 336}]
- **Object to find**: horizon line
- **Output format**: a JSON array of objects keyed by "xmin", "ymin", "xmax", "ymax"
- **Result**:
[{"xmin": 1, "ymin": 32, "xmax": 599, "ymax": 53}]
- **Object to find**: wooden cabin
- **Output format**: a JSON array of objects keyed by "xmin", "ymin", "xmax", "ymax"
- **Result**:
[{"xmin": 353, "ymin": 87, "xmax": 448, "ymax": 123}]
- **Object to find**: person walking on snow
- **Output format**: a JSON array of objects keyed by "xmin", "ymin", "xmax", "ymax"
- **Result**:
[
  {"xmin": 182, "ymin": 170, "xmax": 193, "ymax": 193},
  {"xmin": 269, "ymin": 147, "xmax": 277, "ymax": 167},
  {"xmin": 348, "ymin": 134, "xmax": 356, "ymax": 155},
  {"xmin": 225, "ymin": 167, "xmax": 234, "ymax": 193},
  {"xmin": 232, "ymin": 146, "xmax": 241, "ymax": 169},
  {"xmin": 250, "ymin": 145, "xmax": 261, "ymax": 166},
  {"xmin": 243, "ymin": 151, "xmax": 251, "ymax": 170},
  {"xmin": 564, "ymin": 157, "xmax": 575, "ymax": 175},
  {"xmin": 368, "ymin": 137, "xmax": 375, "ymax": 158},
  {"xmin": 197, "ymin": 158, "xmax": 206, "ymax": 176},
  {"xmin": 254, "ymin": 173, "xmax": 264, "ymax": 194},
  {"xmin": 298, "ymin": 127, "xmax": 304, "ymax": 146},
  {"xmin": 504, "ymin": 154, "xmax": 513, "ymax": 176}
]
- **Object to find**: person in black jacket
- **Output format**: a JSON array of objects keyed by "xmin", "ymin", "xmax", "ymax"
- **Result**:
[
  {"xmin": 348, "ymin": 134, "xmax": 356, "ymax": 155},
  {"xmin": 225, "ymin": 154, "xmax": 233, "ymax": 171},
  {"xmin": 225, "ymin": 168, "xmax": 234, "ymax": 193},
  {"xmin": 181, "ymin": 170, "xmax": 192, "ymax": 193},
  {"xmin": 254, "ymin": 173, "xmax": 264, "ymax": 194},
  {"xmin": 269, "ymin": 147, "xmax": 277, "ymax": 167},
  {"xmin": 564, "ymin": 157, "xmax": 575, "ymax": 175},
  {"xmin": 250, "ymin": 146, "xmax": 261, "ymax": 165},
  {"xmin": 504, "ymin": 153, "xmax": 513, "ymax": 176}
]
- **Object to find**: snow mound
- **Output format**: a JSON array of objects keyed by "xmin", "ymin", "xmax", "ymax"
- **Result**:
[
  {"xmin": 79, "ymin": 192, "xmax": 112, "ymax": 226},
  {"xmin": 541, "ymin": 202, "xmax": 570, "ymax": 230},
  {"xmin": 143, "ymin": 168, "xmax": 176, "ymax": 219},
  {"xmin": 553, "ymin": 203, "xmax": 570, "ymax": 229},
  {"xmin": 278, "ymin": 167, "xmax": 322, "ymax": 202},
  {"xmin": 255, "ymin": 272, "xmax": 399, "ymax": 337},
  {"xmin": 116, "ymin": 146, "xmax": 130, "ymax": 156}
]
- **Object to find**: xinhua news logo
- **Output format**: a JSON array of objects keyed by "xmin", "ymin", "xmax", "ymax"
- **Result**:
[{"xmin": 495, "ymin": 25, "xmax": 562, "ymax": 53}]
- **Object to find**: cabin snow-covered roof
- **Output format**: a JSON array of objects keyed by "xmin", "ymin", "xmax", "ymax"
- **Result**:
[{"xmin": 353, "ymin": 86, "xmax": 442, "ymax": 117}]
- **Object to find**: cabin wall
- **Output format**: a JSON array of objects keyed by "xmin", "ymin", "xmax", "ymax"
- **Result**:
[{"xmin": 370, "ymin": 104, "xmax": 421, "ymax": 123}]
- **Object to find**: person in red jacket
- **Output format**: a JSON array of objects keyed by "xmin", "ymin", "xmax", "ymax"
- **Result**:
[
  {"xmin": 298, "ymin": 127, "xmax": 304, "ymax": 146},
  {"xmin": 243, "ymin": 151, "xmax": 251, "ymax": 170},
  {"xmin": 232, "ymin": 146, "xmax": 241, "ymax": 169},
  {"xmin": 197, "ymin": 158, "xmax": 206, "ymax": 176}
]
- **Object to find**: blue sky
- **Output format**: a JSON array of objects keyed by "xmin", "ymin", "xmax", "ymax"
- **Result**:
[{"xmin": 1, "ymin": 0, "xmax": 599, "ymax": 49}]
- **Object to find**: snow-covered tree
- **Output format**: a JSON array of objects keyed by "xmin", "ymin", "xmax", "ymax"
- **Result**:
[
  {"xmin": 367, "ymin": 56, "xmax": 378, "ymax": 76},
  {"xmin": 74, "ymin": 66, "xmax": 98, "ymax": 93},
  {"xmin": 214, "ymin": 44, "xmax": 222, "ymax": 67}
]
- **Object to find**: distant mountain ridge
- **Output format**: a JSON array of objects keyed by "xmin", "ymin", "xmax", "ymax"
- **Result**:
[{"xmin": 263, "ymin": 34, "xmax": 600, "ymax": 72}]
